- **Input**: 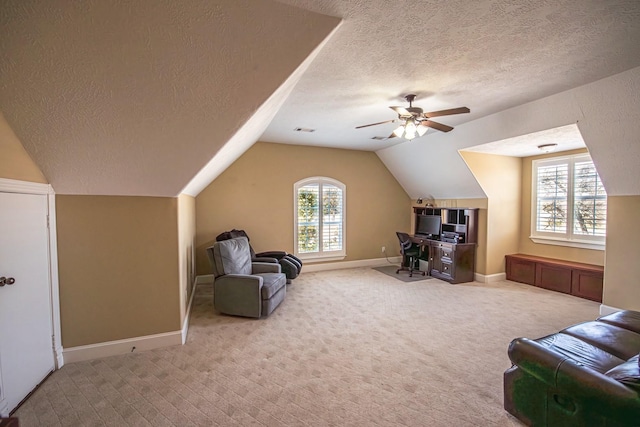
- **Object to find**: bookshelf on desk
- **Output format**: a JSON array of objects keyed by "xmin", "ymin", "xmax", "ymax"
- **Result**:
[{"xmin": 411, "ymin": 207, "xmax": 478, "ymax": 284}]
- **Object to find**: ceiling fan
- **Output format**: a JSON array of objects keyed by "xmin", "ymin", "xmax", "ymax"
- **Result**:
[{"xmin": 356, "ymin": 94, "xmax": 470, "ymax": 140}]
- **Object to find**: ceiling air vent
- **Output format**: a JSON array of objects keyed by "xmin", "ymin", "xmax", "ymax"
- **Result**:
[{"xmin": 293, "ymin": 127, "xmax": 316, "ymax": 133}]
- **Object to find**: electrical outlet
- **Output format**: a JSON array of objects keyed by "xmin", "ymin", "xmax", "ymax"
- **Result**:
[{"xmin": 381, "ymin": 246, "xmax": 385, "ymax": 253}]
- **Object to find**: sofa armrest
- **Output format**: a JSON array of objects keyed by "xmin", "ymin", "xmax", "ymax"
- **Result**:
[
  {"xmin": 253, "ymin": 256, "xmax": 279, "ymax": 264},
  {"xmin": 252, "ymin": 262, "xmax": 281, "ymax": 274},
  {"xmin": 214, "ymin": 274, "xmax": 263, "ymax": 318},
  {"xmin": 508, "ymin": 337, "xmax": 567, "ymax": 387},
  {"xmin": 256, "ymin": 250, "xmax": 287, "ymax": 260}
]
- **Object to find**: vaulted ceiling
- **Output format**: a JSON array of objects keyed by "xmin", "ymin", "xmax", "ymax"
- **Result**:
[
  {"xmin": 0, "ymin": 0, "xmax": 340, "ymax": 196},
  {"xmin": 1, "ymin": 0, "xmax": 639, "ymax": 198}
]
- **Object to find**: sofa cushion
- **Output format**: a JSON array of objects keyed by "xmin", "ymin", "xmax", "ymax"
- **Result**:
[
  {"xmin": 561, "ymin": 321, "xmax": 640, "ymax": 360},
  {"xmin": 535, "ymin": 333, "xmax": 624, "ymax": 373},
  {"xmin": 598, "ymin": 310, "xmax": 640, "ymax": 334},
  {"xmin": 604, "ymin": 355, "xmax": 640, "ymax": 391}
]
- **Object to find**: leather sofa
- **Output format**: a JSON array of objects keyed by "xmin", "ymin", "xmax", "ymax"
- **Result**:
[{"xmin": 504, "ymin": 310, "xmax": 640, "ymax": 426}]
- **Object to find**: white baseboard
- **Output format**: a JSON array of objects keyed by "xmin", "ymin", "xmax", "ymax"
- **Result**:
[
  {"xmin": 302, "ymin": 256, "xmax": 402, "ymax": 273},
  {"xmin": 474, "ymin": 272, "xmax": 506, "ymax": 283},
  {"xmin": 599, "ymin": 304, "xmax": 623, "ymax": 316},
  {"xmin": 181, "ymin": 278, "xmax": 199, "ymax": 345},
  {"xmin": 54, "ymin": 344, "xmax": 64, "ymax": 369},
  {"xmin": 63, "ymin": 331, "xmax": 182, "ymax": 364}
]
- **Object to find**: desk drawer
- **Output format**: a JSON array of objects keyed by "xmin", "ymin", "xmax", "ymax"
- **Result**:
[
  {"xmin": 440, "ymin": 248, "xmax": 454, "ymax": 261},
  {"xmin": 439, "ymin": 260, "xmax": 454, "ymax": 279}
]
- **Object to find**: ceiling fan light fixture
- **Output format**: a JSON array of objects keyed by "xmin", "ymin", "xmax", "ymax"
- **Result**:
[
  {"xmin": 537, "ymin": 143, "xmax": 558, "ymax": 153},
  {"xmin": 405, "ymin": 120, "xmax": 417, "ymax": 134},
  {"xmin": 393, "ymin": 124, "xmax": 405, "ymax": 137},
  {"xmin": 355, "ymin": 94, "xmax": 470, "ymax": 142}
]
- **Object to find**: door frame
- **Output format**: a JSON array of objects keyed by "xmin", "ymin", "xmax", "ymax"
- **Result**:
[{"xmin": 0, "ymin": 178, "xmax": 63, "ymax": 369}]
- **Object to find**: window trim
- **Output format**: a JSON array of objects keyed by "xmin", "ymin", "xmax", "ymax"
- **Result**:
[
  {"xmin": 293, "ymin": 176, "xmax": 346, "ymax": 261},
  {"xmin": 530, "ymin": 153, "xmax": 606, "ymax": 250}
]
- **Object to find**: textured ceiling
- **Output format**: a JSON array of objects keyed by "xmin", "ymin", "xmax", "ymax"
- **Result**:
[
  {"xmin": 460, "ymin": 124, "xmax": 586, "ymax": 158},
  {"xmin": 263, "ymin": 0, "xmax": 640, "ymax": 152},
  {"xmin": 1, "ymin": 0, "xmax": 639, "ymax": 198},
  {"xmin": 0, "ymin": 0, "xmax": 340, "ymax": 196}
]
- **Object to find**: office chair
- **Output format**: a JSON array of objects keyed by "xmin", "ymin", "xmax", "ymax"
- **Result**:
[{"xmin": 396, "ymin": 232, "xmax": 425, "ymax": 277}]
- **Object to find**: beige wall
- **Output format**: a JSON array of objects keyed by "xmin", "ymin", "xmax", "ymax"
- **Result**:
[
  {"xmin": 0, "ymin": 112, "xmax": 47, "ymax": 183},
  {"xmin": 519, "ymin": 149, "xmax": 605, "ymax": 266},
  {"xmin": 196, "ymin": 141, "xmax": 411, "ymax": 275},
  {"xmin": 603, "ymin": 195, "xmax": 640, "ymax": 311},
  {"xmin": 460, "ymin": 152, "xmax": 521, "ymax": 275},
  {"xmin": 178, "ymin": 194, "xmax": 196, "ymax": 323},
  {"xmin": 56, "ymin": 195, "xmax": 181, "ymax": 347}
]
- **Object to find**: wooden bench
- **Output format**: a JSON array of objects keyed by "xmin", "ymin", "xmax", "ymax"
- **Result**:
[{"xmin": 505, "ymin": 254, "xmax": 604, "ymax": 302}]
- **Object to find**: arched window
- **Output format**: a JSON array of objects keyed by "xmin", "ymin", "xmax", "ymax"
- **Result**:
[{"xmin": 294, "ymin": 177, "xmax": 346, "ymax": 260}]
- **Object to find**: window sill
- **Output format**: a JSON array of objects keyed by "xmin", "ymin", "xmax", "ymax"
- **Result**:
[
  {"xmin": 530, "ymin": 236, "xmax": 605, "ymax": 251},
  {"xmin": 297, "ymin": 254, "xmax": 346, "ymax": 263}
]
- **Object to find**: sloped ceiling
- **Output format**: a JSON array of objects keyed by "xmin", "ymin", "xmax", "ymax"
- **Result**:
[
  {"xmin": 2, "ymin": 1, "xmax": 639, "ymax": 200},
  {"xmin": 378, "ymin": 66, "xmax": 640, "ymax": 198},
  {"xmin": 262, "ymin": 0, "xmax": 640, "ymax": 152},
  {"xmin": 0, "ymin": 0, "xmax": 340, "ymax": 196},
  {"xmin": 260, "ymin": 0, "xmax": 640, "ymax": 200}
]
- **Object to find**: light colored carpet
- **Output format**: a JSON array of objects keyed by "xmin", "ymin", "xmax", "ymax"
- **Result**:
[
  {"xmin": 15, "ymin": 267, "xmax": 600, "ymax": 426},
  {"xmin": 372, "ymin": 265, "xmax": 432, "ymax": 282}
]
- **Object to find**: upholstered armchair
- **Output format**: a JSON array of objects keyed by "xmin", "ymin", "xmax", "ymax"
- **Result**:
[
  {"xmin": 216, "ymin": 229, "xmax": 303, "ymax": 283},
  {"xmin": 206, "ymin": 236, "xmax": 287, "ymax": 318}
]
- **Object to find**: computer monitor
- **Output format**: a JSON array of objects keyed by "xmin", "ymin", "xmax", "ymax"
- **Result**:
[{"xmin": 416, "ymin": 214, "xmax": 441, "ymax": 238}]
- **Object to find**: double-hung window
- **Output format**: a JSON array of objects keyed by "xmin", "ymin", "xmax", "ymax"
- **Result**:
[
  {"xmin": 294, "ymin": 177, "xmax": 346, "ymax": 261},
  {"xmin": 531, "ymin": 153, "xmax": 607, "ymax": 249}
]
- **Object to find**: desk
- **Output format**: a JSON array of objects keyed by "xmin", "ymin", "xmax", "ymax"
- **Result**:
[{"xmin": 409, "ymin": 235, "xmax": 476, "ymax": 284}]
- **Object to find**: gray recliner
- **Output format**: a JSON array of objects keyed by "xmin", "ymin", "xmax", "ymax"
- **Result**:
[{"xmin": 206, "ymin": 236, "xmax": 286, "ymax": 318}]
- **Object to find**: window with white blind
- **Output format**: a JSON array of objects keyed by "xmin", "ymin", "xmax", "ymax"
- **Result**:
[
  {"xmin": 294, "ymin": 177, "xmax": 346, "ymax": 260},
  {"xmin": 531, "ymin": 153, "xmax": 607, "ymax": 249}
]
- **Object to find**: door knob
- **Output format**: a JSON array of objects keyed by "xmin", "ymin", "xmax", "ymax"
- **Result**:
[{"xmin": 0, "ymin": 276, "xmax": 15, "ymax": 286}]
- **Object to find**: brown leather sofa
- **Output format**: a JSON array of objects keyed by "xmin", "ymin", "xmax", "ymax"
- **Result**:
[{"xmin": 504, "ymin": 310, "xmax": 640, "ymax": 426}]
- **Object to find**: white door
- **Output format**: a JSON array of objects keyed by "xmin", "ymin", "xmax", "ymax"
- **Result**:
[{"xmin": 0, "ymin": 192, "xmax": 55, "ymax": 415}]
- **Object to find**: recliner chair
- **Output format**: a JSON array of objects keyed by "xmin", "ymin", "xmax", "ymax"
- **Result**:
[
  {"xmin": 206, "ymin": 236, "xmax": 286, "ymax": 318},
  {"xmin": 216, "ymin": 229, "xmax": 302, "ymax": 283}
]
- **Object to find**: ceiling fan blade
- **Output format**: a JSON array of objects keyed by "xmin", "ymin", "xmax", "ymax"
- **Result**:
[
  {"xmin": 423, "ymin": 107, "xmax": 470, "ymax": 118},
  {"xmin": 390, "ymin": 106, "xmax": 410, "ymax": 116},
  {"xmin": 355, "ymin": 119, "xmax": 396, "ymax": 129},
  {"xmin": 422, "ymin": 120, "xmax": 454, "ymax": 132}
]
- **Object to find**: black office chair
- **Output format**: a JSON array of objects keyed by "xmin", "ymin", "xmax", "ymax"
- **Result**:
[{"xmin": 395, "ymin": 232, "xmax": 425, "ymax": 277}]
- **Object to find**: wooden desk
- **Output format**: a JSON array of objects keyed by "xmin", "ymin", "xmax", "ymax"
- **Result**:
[{"xmin": 410, "ymin": 235, "xmax": 476, "ymax": 284}]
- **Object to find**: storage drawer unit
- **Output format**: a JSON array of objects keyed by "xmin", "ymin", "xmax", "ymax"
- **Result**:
[
  {"xmin": 430, "ymin": 242, "xmax": 475, "ymax": 284},
  {"xmin": 505, "ymin": 254, "xmax": 603, "ymax": 302}
]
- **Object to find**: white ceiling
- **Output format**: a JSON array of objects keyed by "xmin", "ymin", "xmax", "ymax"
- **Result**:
[
  {"xmin": 460, "ymin": 124, "xmax": 586, "ymax": 158},
  {"xmin": 1, "ymin": 0, "xmax": 639, "ymax": 197},
  {"xmin": 263, "ymin": 0, "xmax": 640, "ymax": 152}
]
